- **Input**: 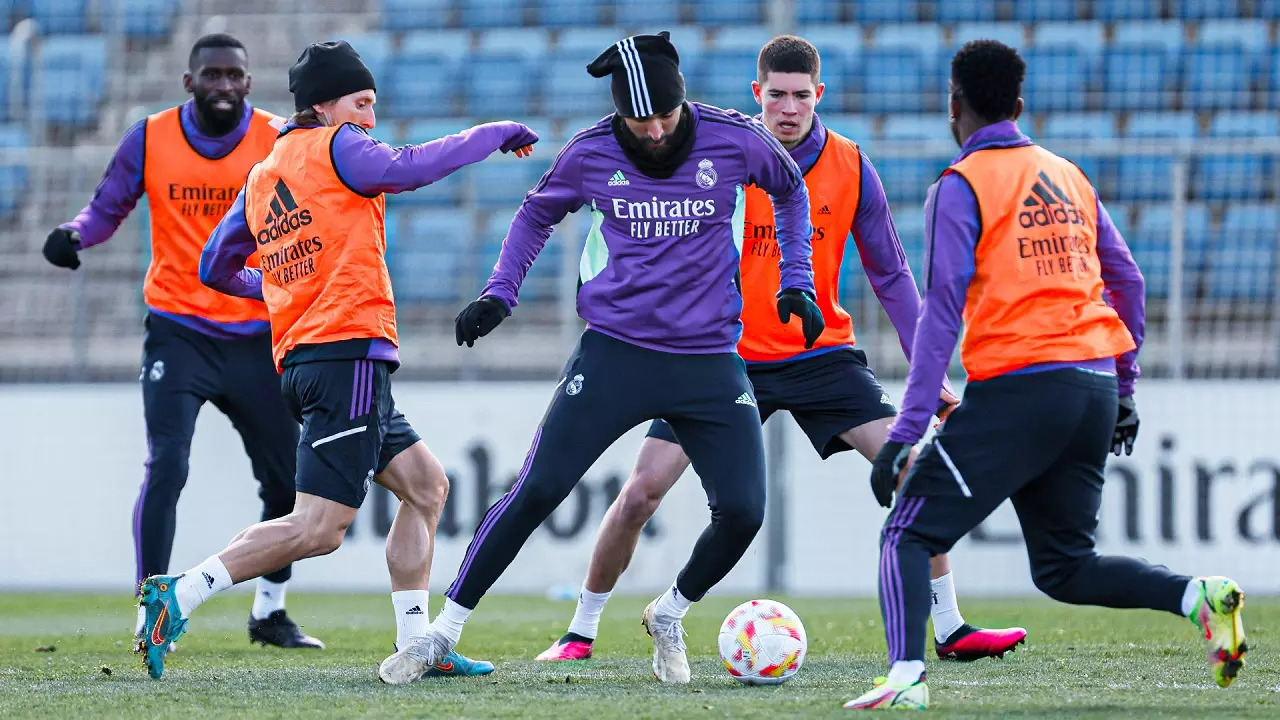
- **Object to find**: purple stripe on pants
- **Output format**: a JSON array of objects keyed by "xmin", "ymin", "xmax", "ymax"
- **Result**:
[
  {"xmin": 451, "ymin": 426, "xmax": 543, "ymax": 592},
  {"xmin": 884, "ymin": 497, "xmax": 927, "ymax": 662},
  {"xmin": 350, "ymin": 360, "xmax": 363, "ymax": 420},
  {"xmin": 132, "ymin": 436, "xmax": 153, "ymax": 587},
  {"xmin": 363, "ymin": 359, "xmax": 375, "ymax": 417}
]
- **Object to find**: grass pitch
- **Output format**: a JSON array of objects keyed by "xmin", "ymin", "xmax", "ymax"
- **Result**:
[{"xmin": 1, "ymin": 592, "xmax": 1275, "ymax": 718}]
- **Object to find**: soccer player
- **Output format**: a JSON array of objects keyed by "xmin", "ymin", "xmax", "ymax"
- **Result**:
[
  {"xmin": 42, "ymin": 33, "xmax": 322, "ymax": 649},
  {"xmin": 845, "ymin": 41, "xmax": 1246, "ymax": 711},
  {"xmin": 377, "ymin": 31, "xmax": 824, "ymax": 686},
  {"xmin": 536, "ymin": 35, "xmax": 1027, "ymax": 666},
  {"xmin": 134, "ymin": 39, "xmax": 539, "ymax": 680}
]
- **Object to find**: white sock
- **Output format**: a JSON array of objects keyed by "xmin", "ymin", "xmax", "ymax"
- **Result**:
[
  {"xmin": 567, "ymin": 586, "xmax": 612, "ymax": 640},
  {"xmin": 887, "ymin": 660, "xmax": 926, "ymax": 686},
  {"xmin": 929, "ymin": 572, "xmax": 965, "ymax": 643},
  {"xmin": 1181, "ymin": 579, "xmax": 1201, "ymax": 617},
  {"xmin": 174, "ymin": 555, "xmax": 233, "ymax": 616},
  {"xmin": 652, "ymin": 583, "xmax": 693, "ymax": 624},
  {"xmin": 251, "ymin": 578, "xmax": 287, "ymax": 620},
  {"xmin": 392, "ymin": 590, "xmax": 430, "ymax": 650},
  {"xmin": 430, "ymin": 598, "xmax": 472, "ymax": 646}
]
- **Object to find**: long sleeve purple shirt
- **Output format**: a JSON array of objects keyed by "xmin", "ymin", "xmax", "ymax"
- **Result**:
[
  {"xmin": 888, "ymin": 120, "xmax": 1146, "ymax": 444},
  {"xmin": 63, "ymin": 99, "xmax": 273, "ymax": 338},
  {"xmin": 200, "ymin": 121, "xmax": 527, "ymax": 359},
  {"xmin": 482, "ymin": 103, "xmax": 814, "ymax": 354}
]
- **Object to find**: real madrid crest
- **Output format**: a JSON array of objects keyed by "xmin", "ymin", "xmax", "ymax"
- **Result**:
[
  {"xmin": 695, "ymin": 158, "xmax": 718, "ymax": 190},
  {"xmin": 566, "ymin": 374, "xmax": 585, "ymax": 395}
]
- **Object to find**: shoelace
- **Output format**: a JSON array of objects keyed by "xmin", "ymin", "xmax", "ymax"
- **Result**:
[
  {"xmin": 658, "ymin": 621, "xmax": 688, "ymax": 654},
  {"xmin": 402, "ymin": 632, "xmax": 446, "ymax": 663}
]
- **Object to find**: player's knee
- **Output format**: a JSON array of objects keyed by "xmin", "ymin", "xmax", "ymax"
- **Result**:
[
  {"xmin": 400, "ymin": 464, "xmax": 449, "ymax": 520},
  {"xmin": 145, "ymin": 442, "xmax": 192, "ymax": 494},
  {"xmin": 615, "ymin": 474, "xmax": 668, "ymax": 528},
  {"xmin": 1030, "ymin": 558, "xmax": 1090, "ymax": 603},
  {"xmin": 715, "ymin": 495, "xmax": 765, "ymax": 537}
]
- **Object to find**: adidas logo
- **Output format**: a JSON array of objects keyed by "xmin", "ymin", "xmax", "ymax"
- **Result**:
[
  {"xmin": 405, "ymin": 605, "xmax": 424, "ymax": 615},
  {"xmin": 735, "ymin": 392, "xmax": 757, "ymax": 407},
  {"xmin": 607, "ymin": 170, "xmax": 629, "ymax": 186},
  {"xmin": 818, "ymin": 205, "xmax": 831, "ymax": 215},
  {"xmin": 1018, "ymin": 171, "xmax": 1084, "ymax": 228},
  {"xmin": 255, "ymin": 178, "xmax": 312, "ymax": 245},
  {"xmin": 202, "ymin": 572, "xmax": 215, "ymax": 589}
]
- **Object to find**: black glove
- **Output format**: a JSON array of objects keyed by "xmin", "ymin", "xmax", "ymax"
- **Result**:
[
  {"xmin": 870, "ymin": 440, "xmax": 912, "ymax": 509},
  {"xmin": 455, "ymin": 296, "xmax": 510, "ymax": 347},
  {"xmin": 43, "ymin": 227, "xmax": 82, "ymax": 270},
  {"xmin": 776, "ymin": 288, "xmax": 824, "ymax": 349},
  {"xmin": 1112, "ymin": 395, "xmax": 1139, "ymax": 456}
]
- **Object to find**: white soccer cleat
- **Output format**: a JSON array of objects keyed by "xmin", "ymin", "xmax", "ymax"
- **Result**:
[
  {"xmin": 377, "ymin": 629, "xmax": 452, "ymax": 685},
  {"xmin": 642, "ymin": 599, "xmax": 691, "ymax": 684}
]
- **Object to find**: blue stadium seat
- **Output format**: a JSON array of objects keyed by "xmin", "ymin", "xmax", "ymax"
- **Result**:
[
  {"xmin": 463, "ymin": 54, "xmax": 539, "ymax": 117},
  {"xmin": 30, "ymin": 0, "xmax": 87, "ymax": 34},
  {"xmin": 538, "ymin": 0, "xmax": 602, "ymax": 27},
  {"xmin": 472, "ymin": 158, "xmax": 545, "ymax": 208},
  {"xmin": 1184, "ymin": 46, "xmax": 1253, "ymax": 110},
  {"xmin": 692, "ymin": 0, "xmax": 763, "ymax": 25},
  {"xmin": 388, "ymin": 210, "xmax": 474, "ymax": 303},
  {"xmin": 401, "ymin": 29, "xmax": 472, "ymax": 61},
  {"xmin": 385, "ymin": 54, "xmax": 458, "ymax": 118},
  {"xmin": 1023, "ymin": 48, "xmax": 1093, "ymax": 112},
  {"xmin": 1208, "ymin": 206, "xmax": 1278, "ymax": 301},
  {"xmin": 1038, "ymin": 113, "xmax": 1116, "ymax": 184},
  {"xmin": 478, "ymin": 27, "xmax": 550, "ymax": 57},
  {"xmin": 0, "ymin": 123, "xmax": 27, "ymax": 222},
  {"xmin": 798, "ymin": 0, "xmax": 841, "ymax": 23},
  {"xmin": 935, "ymin": 0, "xmax": 996, "ymax": 23},
  {"xmin": 546, "ymin": 55, "xmax": 614, "ymax": 115},
  {"xmin": 880, "ymin": 114, "xmax": 952, "ymax": 144},
  {"xmin": 461, "ymin": 0, "xmax": 527, "ymax": 28},
  {"xmin": 477, "ymin": 209, "xmax": 564, "ymax": 302},
  {"xmin": 1198, "ymin": 20, "xmax": 1270, "ymax": 52},
  {"xmin": 400, "ymin": 118, "xmax": 472, "ymax": 144},
  {"xmin": 892, "ymin": 208, "xmax": 927, "ymax": 290},
  {"xmin": 342, "ymin": 33, "xmax": 392, "ymax": 86},
  {"xmin": 613, "ymin": 0, "xmax": 679, "ymax": 27},
  {"xmin": 1095, "ymin": 0, "xmax": 1161, "ymax": 20},
  {"xmin": 1029, "ymin": 21, "xmax": 1104, "ymax": 53},
  {"xmin": 1259, "ymin": 0, "xmax": 1280, "ymax": 18},
  {"xmin": 379, "ymin": 0, "xmax": 451, "ymax": 30},
  {"xmin": 1127, "ymin": 203, "xmax": 1208, "ymax": 299},
  {"xmin": 713, "ymin": 25, "xmax": 771, "ymax": 52},
  {"xmin": 854, "ymin": 0, "xmax": 919, "ymax": 23},
  {"xmin": 861, "ymin": 48, "xmax": 926, "ymax": 113},
  {"xmin": 1272, "ymin": 48, "xmax": 1280, "ymax": 109},
  {"xmin": 0, "ymin": 0, "xmax": 12, "ymax": 33},
  {"xmin": 1113, "ymin": 21, "xmax": 1185, "ymax": 54},
  {"xmin": 1114, "ymin": 112, "xmax": 1196, "ymax": 201},
  {"xmin": 1194, "ymin": 113, "xmax": 1277, "ymax": 201},
  {"xmin": 39, "ymin": 35, "xmax": 107, "ymax": 130},
  {"xmin": 949, "ymin": 23, "xmax": 1026, "ymax": 52},
  {"xmin": 99, "ymin": 0, "xmax": 178, "ymax": 39},
  {"xmin": 700, "ymin": 50, "xmax": 761, "ymax": 114},
  {"xmin": 794, "ymin": 25, "xmax": 862, "ymax": 111},
  {"xmin": 0, "ymin": 50, "xmax": 8, "ymax": 122},
  {"xmin": 1013, "ymin": 0, "xmax": 1079, "ymax": 21},
  {"xmin": 1170, "ymin": 0, "xmax": 1241, "ymax": 18},
  {"xmin": 555, "ymin": 27, "xmax": 626, "ymax": 57},
  {"xmin": 875, "ymin": 152, "xmax": 949, "ymax": 205},
  {"xmin": 660, "ymin": 26, "xmax": 706, "ymax": 75},
  {"xmin": 822, "ymin": 114, "xmax": 875, "ymax": 144},
  {"xmin": 1103, "ymin": 47, "xmax": 1175, "ymax": 111}
]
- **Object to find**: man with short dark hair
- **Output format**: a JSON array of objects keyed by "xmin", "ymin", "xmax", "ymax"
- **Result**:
[
  {"xmin": 844, "ymin": 40, "xmax": 1246, "ymax": 711},
  {"xmin": 43, "ymin": 33, "xmax": 322, "ymax": 650}
]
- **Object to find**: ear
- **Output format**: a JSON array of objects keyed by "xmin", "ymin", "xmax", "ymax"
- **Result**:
[
  {"xmin": 183, "ymin": 71, "xmax": 193, "ymax": 95},
  {"xmin": 751, "ymin": 80, "xmax": 762, "ymax": 105},
  {"xmin": 244, "ymin": 72, "xmax": 252, "ymax": 95},
  {"xmin": 1012, "ymin": 97, "xmax": 1024, "ymax": 121},
  {"xmin": 814, "ymin": 82, "xmax": 825, "ymax": 104},
  {"xmin": 949, "ymin": 92, "xmax": 963, "ymax": 123}
]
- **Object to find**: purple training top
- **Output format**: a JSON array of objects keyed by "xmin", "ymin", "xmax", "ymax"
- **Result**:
[
  {"xmin": 483, "ymin": 102, "xmax": 815, "ymax": 355},
  {"xmin": 63, "ymin": 99, "xmax": 272, "ymax": 339},
  {"xmin": 888, "ymin": 120, "xmax": 1146, "ymax": 444}
]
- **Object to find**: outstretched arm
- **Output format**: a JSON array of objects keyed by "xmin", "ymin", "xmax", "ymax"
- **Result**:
[
  {"xmin": 62, "ymin": 120, "xmax": 147, "ymax": 248},
  {"xmin": 199, "ymin": 190, "xmax": 263, "ymax": 300},
  {"xmin": 331, "ymin": 122, "xmax": 539, "ymax": 196}
]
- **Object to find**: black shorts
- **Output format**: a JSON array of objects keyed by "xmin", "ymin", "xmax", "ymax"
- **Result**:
[
  {"xmin": 648, "ymin": 347, "xmax": 897, "ymax": 459},
  {"xmin": 281, "ymin": 358, "xmax": 421, "ymax": 508}
]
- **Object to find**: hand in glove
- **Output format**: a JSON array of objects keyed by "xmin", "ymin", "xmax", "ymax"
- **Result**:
[
  {"xmin": 776, "ymin": 288, "xmax": 825, "ymax": 349},
  {"xmin": 1112, "ymin": 395, "xmax": 1139, "ymax": 456},
  {"xmin": 455, "ymin": 296, "xmax": 511, "ymax": 347},
  {"xmin": 869, "ymin": 440, "xmax": 912, "ymax": 509},
  {"xmin": 43, "ymin": 227, "xmax": 82, "ymax": 270}
]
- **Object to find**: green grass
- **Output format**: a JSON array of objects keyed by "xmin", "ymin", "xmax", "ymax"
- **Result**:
[{"xmin": 0, "ymin": 593, "xmax": 1275, "ymax": 718}]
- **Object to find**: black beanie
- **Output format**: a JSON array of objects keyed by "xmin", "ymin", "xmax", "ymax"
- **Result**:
[
  {"xmin": 587, "ymin": 31, "xmax": 685, "ymax": 119},
  {"xmin": 289, "ymin": 40, "xmax": 376, "ymax": 112}
]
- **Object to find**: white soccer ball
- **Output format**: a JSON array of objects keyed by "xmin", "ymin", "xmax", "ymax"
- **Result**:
[{"xmin": 717, "ymin": 599, "xmax": 807, "ymax": 685}]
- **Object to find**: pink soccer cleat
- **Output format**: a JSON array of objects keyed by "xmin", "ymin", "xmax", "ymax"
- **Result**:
[
  {"xmin": 535, "ymin": 634, "xmax": 594, "ymax": 661},
  {"xmin": 935, "ymin": 624, "xmax": 1027, "ymax": 661}
]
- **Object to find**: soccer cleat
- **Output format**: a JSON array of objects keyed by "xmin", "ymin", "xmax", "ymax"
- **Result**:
[
  {"xmin": 1187, "ymin": 576, "xmax": 1247, "ymax": 688},
  {"xmin": 535, "ymin": 634, "xmax": 594, "ymax": 662},
  {"xmin": 378, "ymin": 628, "xmax": 452, "ymax": 685},
  {"xmin": 134, "ymin": 604, "xmax": 177, "ymax": 653},
  {"xmin": 935, "ymin": 623, "xmax": 1027, "ymax": 661},
  {"xmin": 843, "ymin": 675, "xmax": 929, "ymax": 711},
  {"xmin": 135, "ymin": 575, "xmax": 188, "ymax": 679},
  {"xmin": 641, "ymin": 599, "xmax": 691, "ymax": 684},
  {"xmin": 424, "ymin": 649, "xmax": 496, "ymax": 677},
  {"xmin": 248, "ymin": 610, "xmax": 325, "ymax": 649}
]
